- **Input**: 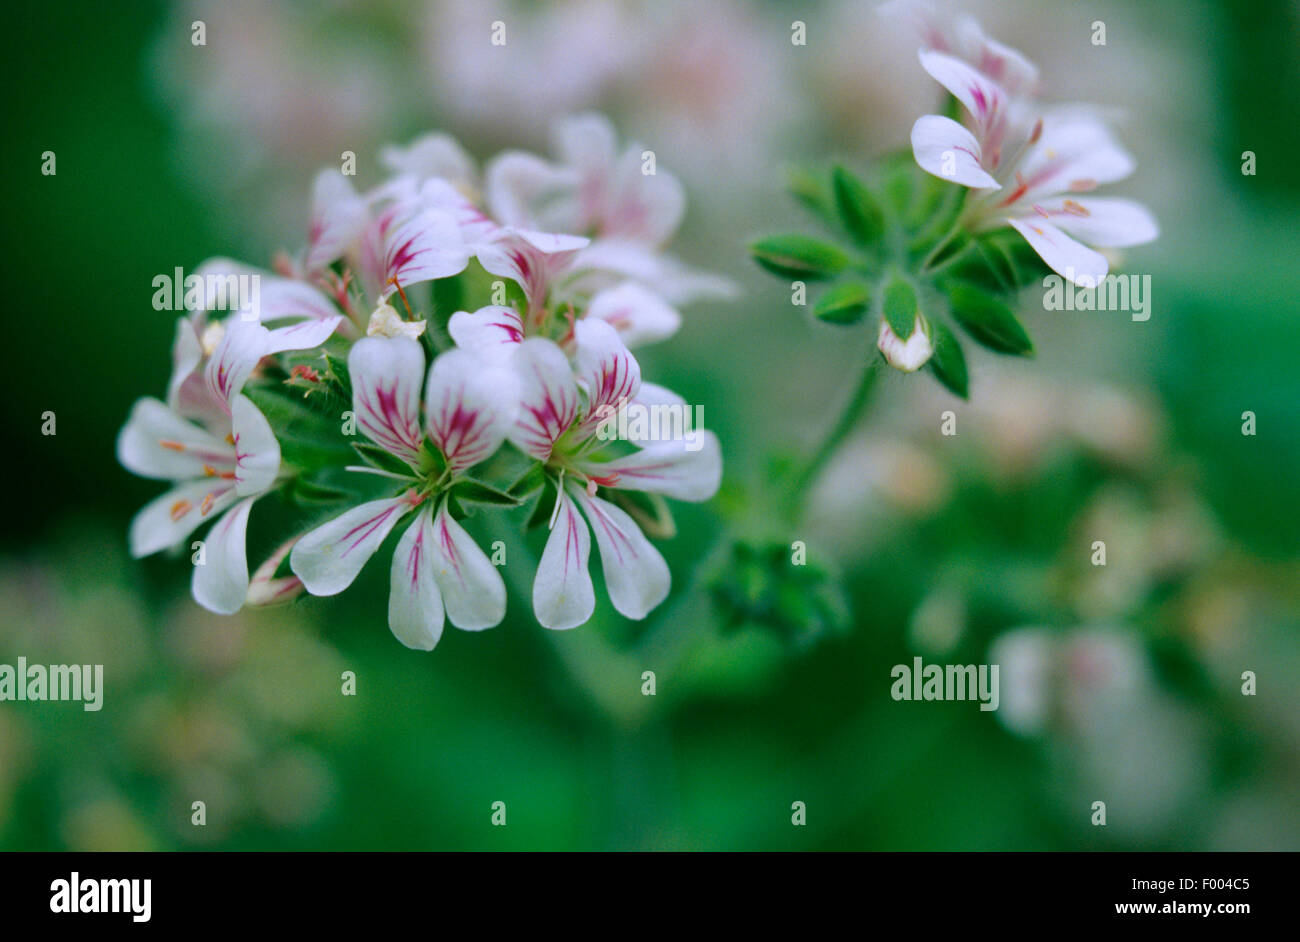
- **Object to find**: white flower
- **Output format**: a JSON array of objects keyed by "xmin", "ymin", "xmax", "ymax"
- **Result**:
[
  {"xmin": 289, "ymin": 337, "xmax": 516, "ymax": 650},
  {"xmin": 910, "ymin": 45, "xmax": 1158, "ymax": 286},
  {"xmin": 118, "ymin": 316, "xmax": 336, "ymax": 614},
  {"xmin": 505, "ymin": 320, "xmax": 721, "ymax": 629}
]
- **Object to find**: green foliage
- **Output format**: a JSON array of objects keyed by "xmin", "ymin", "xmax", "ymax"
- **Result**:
[
  {"xmin": 709, "ymin": 539, "xmax": 850, "ymax": 648},
  {"xmin": 751, "ymin": 162, "xmax": 1062, "ymax": 395},
  {"xmin": 946, "ymin": 283, "xmax": 1034, "ymax": 356},
  {"xmin": 813, "ymin": 280, "xmax": 871, "ymax": 324},
  {"xmin": 927, "ymin": 319, "xmax": 969, "ymax": 399},
  {"xmin": 749, "ymin": 233, "xmax": 849, "ymax": 281}
]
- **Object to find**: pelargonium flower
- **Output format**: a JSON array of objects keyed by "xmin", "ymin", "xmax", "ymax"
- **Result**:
[
  {"xmin": 122, "ymin": 114, "xmax": 727, "ymax": 650},
  {"xmin": 289, "ymin": 336, "xmax": 515, "ymax": 650},
  {"xmin": 503, "ymin": 320, "xmax": 721, "ymax": 629},
  {"xmin": 910, "ymin": 48, "xmax": 1158, "ymax": 285},
  {"xmin": 118, "ymin": 315, "xmax": 338, "ymax": 614}
]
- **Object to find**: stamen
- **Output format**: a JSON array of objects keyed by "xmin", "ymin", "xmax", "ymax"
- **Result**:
[
  {"xmin": 200, "ymin": 492, "xmax": 216, "ymax": 515},
  {"xmin": 159, "ymin": 440, "xmax": 186, "ymax": 452},
  {"xmin": 1062, "ymin": 199, "xmax": 1090, "ymax": 217},
  {"xmin": 169, "ymin": 499, "xmax": 193, "ymax": 521}
]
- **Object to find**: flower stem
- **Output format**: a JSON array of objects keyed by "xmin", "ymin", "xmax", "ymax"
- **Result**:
[{"xmin": 791, "ymin": 348, "xmax": 883, "ymax": 506}]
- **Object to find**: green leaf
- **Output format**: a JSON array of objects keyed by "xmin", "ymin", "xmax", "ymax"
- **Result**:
[
  {"xmin": 351, "ymin": 441, "xmax": 415, "ymax": 477},
  {"xmin": 526, "ymin": 479, "xmax": 558, "ymax": 531},
  {"xmin": 284, "ymin": 476, "xmax": 353, "ymax": 507},
  {"xmin": 947, "ymin": 283, "xmax": 1034, "ymax": 355},
  {"xmin": 927, "ymin": 319, "xmax": 969, "ymax": 399},
  {"xmin": 882, "ymin": 275, "xmax": 919, "ymax": 338},
  {"xmin": 750, "ymin": 234, "xmax": 849, "ymax": 281},
  {"xmin": 832, "ymin": 165, "xmax": 885, "ymax": 247},
  {"xmin": 786, "ymin": 167, "xmax": 835, "ymax": 223},
  {"xmin": 813, "ymin": 281, "xmax": 871, "ymax": 325},
  {"xmin": 507, "ymin": 463, "xmax": 547, "ymax": 498},
  {"xmin": 453, "ymin": 479, "xmax": 522, "ymax": 507}
]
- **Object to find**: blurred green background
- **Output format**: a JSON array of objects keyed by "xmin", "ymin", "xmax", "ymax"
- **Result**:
[{"xmin": 2, "ymin": 0, "xmax": 1297, "ymax": 850}]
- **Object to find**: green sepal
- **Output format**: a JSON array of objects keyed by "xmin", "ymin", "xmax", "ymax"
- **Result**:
[
  {"xmin": 813, "ymin": 281, "xmax": 871, "ymax": 325},
  {"xmin": 750, "ymin": 234, "xmax": 849, "ymax": 281},
  {"xmin": 947, "ymin": 282, "xmax": 1034, "ymax": 355}
]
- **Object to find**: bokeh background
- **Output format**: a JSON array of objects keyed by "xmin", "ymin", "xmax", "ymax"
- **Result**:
[{"xmin": 2, "ymin": 0, "xmax": 1297, "ymax": 850}]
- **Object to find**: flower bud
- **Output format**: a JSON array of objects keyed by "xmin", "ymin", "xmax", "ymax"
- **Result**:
[{"xmin": 877, "ymin": 314, "xmax": 934, "ymax": 372}]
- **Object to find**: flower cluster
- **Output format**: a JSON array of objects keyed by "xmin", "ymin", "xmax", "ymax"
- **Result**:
[
  {"xmin": 119, "ymin": 114, "xmax": 724, "ymax": 650},
  {"xmin": 751, "ymin": 3, "xmax": 1158, "ymax": 396}
]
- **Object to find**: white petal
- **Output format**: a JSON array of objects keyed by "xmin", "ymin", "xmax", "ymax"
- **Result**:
[
  {"xmin": 117, "ymin": 397, "xmax": 235, "ymax": 481},
  {"xmin": 1008, "ymin": 217, "xmax": 1109, "ymax": 286},
  {"xmin": 918, "ymin": 50, "xmax": 1010, "ymax": 143},
  {"xmin": 429, "ymin": 502, "xmax": 506, "ymax": 630},
  {"xmin": 1033, "ymin": 197, "xmax": 1159, "ymax": 248},
  {"xmin": 349, "ymin": 336, "xmax": 426, "ymax": 467},
  {"xmin": 291, "ymin": 496, "xmax": 411, "ymax": 596},
  {"xmin": 507, "ymin": 339, "xmax": 579, "ymax": 461},
  {"xmin": 417, "ymin": 177, "xmax": 501, "ymax": 245},
  {"xmin": 231, "ymin": 394, "xmax": 280, "ymax": 496},
  {"xmin": 604, "ymin": 146, "xmax": 685, "ymax": 245},
  {"xmin": 586, "ymin": 282, "xmax": 682, "ymax": 347},
  {"xmin": 484, "ymin": 151, "xmax": 575, "ymax": 230},
  {"xmin": 381, "ymin": 133, "xmax": 476, "ymax": 190},
  {"xmin": 262, "ymin": 315, "xmax": 344, "ymax": 355},
  {"xmin": 167, "ymin": 315, "xmax": 203, "ymax": 410},
  {"xmin": 424, "ymin": 347, "xmax": 516, "ymax": 472},
  {"xmin": 476, "ymin": 227, "xmax": 588, "ymax": 308},
  {"xmin": 205, "ymin": 317, "xmax": 269, "ymax": 409},
  {"xmin": 447, "ymin": 304, "xmax": 524, "ymax": 355},
  {"xmin": 627, "ymin": 382, "xmax": 687, "ymax": 446},
  {"xmin": 533, "ymin": 488, "xmax": 595, "ymax": 630},
  {"xmin": 573, "ymin": 487, "xmax": 670, "ymax": 621},
  {"xmin": 306, "ymin": 169, "xmax": 369, "ymax": 272},
  {"xmin": 573, "ymin": 318, "xmax": 641, "ymax": 438},
  {"xmin": 387, "ymin": 507, "xmax": 446, "ymax": 651},
  {"xmin": 191, "ymin": 496, "xmax": 256, "ymax": 615},
  {"xmin": 382, "ymin": 207, "xmax": 472, "ymax": 298},
  {"xmin": 128, "ymin": 479, "xmax": 237, "ymax": 558},
  {"xmin": 582, "ymin": 431, "xmax": 722, "ymax": 502},
  {"xmin": 911, "ymin": 115, "xmax": 1001, "ymax": 189},
  {"xmin": 1016, "ymin": 112, "xmax": 1135, "ymax": 200},
  {"xmin": 552, "ymin": 113, "xmax": 617, "ymax": 181},
  {"xmin": 877, "ymin": 317, "xmax": 935, "ymax": 372}
]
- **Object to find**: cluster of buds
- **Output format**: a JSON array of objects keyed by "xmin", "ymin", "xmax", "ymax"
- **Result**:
[
  {"xmin": 752, "ymin": 2, "xmax": 1157, "ymax": 395},
  {"xmin": 119, "ymin": 114, "xmax": 725, "ymax": 650}
]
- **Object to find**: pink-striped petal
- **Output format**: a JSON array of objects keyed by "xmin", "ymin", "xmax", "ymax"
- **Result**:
[
  {"xmin": 305, "ymin": 169, "xmax": 368, "ymax": 272},
  {"xmin": 533, "ymin": 487, "xmax": 594, "ymax": 630},
  {"xmin": 230, "ymin": 394, "xmax": 280, "ymax": 496},
  {"xmin": 429, "ymin": 502, "xmax": 506, "ymax": 630},
  {"xmin": 291, "ymin": 496, "xmax": 411, "ymax": 597},
  {"xmin": 349, "ymin": 336, "xmax": 426, "ymax": 467},
  {"xmin": 580, "ymin": 431, "xmax": 722, "ymax": 502},
  {"xmin": 424, "ymin": 348, "xmax": 516, "ymax": 473},
  {"xmin": 572, "ymin": 319, "xmax": 641, "ymax": 440},
  {"xmin": 381, "ymin": 207, "xmax": 472, "ymax": 299},
  {"xmin": 447, "ymin": 304, "xmax": 524, "ymax": 356},
  {"xmin": 572, "ymin": 487, "xmax": 670, "ymax": 621},
  {"xmin": 507, "ymin": 339, "xmax": 579, "ymax": 461},
  {"xmin": 388, "ymin": 507, "xmax": 446, "ymax": 651},
  {"xmin": 911, "ymin": 115, "xmax": 1001, "ymax": 189}
]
